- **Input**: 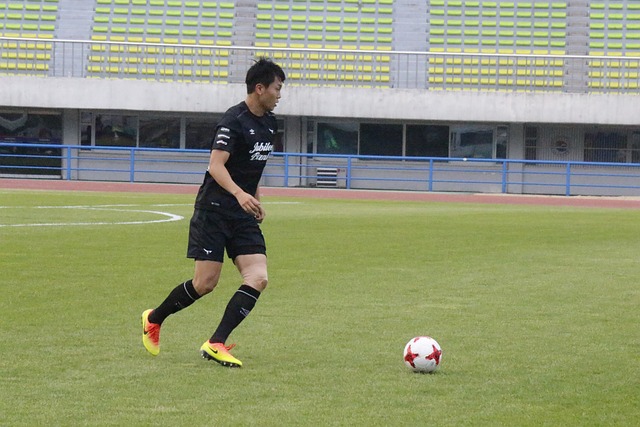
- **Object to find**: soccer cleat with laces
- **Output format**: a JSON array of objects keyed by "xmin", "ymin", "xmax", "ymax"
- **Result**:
[
  {"xmin": 141, "ymin": 309, "xmax": 161, "ymax": 356},
  {"xmin": 200, "ymin": 341, "xmax": 243, "ymax": 367}
]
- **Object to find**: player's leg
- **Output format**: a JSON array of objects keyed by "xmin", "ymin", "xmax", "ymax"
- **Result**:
[
  {"xmin": 141, "ymin": 269, "xmax": 212, "ymax": 357},
  {"xmin": 211, "ymin": 253, "xmax": 267, "ymax": 342},
  {"xmin": 148, "ymin": 260, "xmax": 222, "ymax": 324},
  {"xmin": 200, "ymin": 254, "xmax": 267, "ymax": 367},
  {"xmin": 142, "ymin": 209, "xmax": 226, "ymax": 356},
  {"xmin": 142, "ymin": 277, "xmax": 204, "ymax": 356},
  {"xmin": 192, "ymin": 259, "xmax": 224, "ymax": 295},
  {"xmin": 236, "ymin": 253, "xmax": 269, "ymax": 292},
  {"xmin": 200, "ymin": 215, "xmax": 267, "ymax": 367}
]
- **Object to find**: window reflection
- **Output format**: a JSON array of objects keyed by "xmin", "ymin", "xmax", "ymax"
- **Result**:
[
  {"xmin": 360, "ymin": 123, "xmax": 402, "ymax": 156},
  {"xmin": 139, "ymin": 117, "xmax": 180, "ymax": 149},
  {"xmin": 317, "ymin": 122, "xmax": 358, "ymax": 155},
  {"xmin": 406, "ymin": 125, "xmax": 449, "ymax": 157},
  {"xmin": 450, "ymin": 125, "xmax": 494, "ymax": 159},
  {"xmin": 186, "ymin": 117, "xmax": 219, "ymax": 150},
  {"xmin": 95, "ymin": 115, "xmax": 137, "ymax": 147}
]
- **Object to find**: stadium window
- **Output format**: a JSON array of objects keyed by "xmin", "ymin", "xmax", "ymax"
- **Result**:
[
  {"xmin": 632, "ymin": 132, "xmax": 640, "ymax": 164},
  {"xmin": 274, "ymin": 118, "xmax": 285, "ymax": 152},
  {"xmin": 496, "ymin": 125, "xmax": 508, "ymax": 159},
  {"xmin": 524, "ymin": 125, "xmax": 537, "ymax": 160},
  {"xmin": 583, "ymin": 131, "xmax": 628, "ymax": 163},
  {"xmin": 94, "ymin": 114, "xmax": 138, "ymax": 147},
  {"xmin": 138, "ymin": 116, "xmax": 180, "ymax": 149},
  {"xmin": 0, "ymin": 111, "xmax": 62, "ymax": 143},
  {"xmin": 360, "ymin": 123, "xmax": 403, "ymax": 157},
  {"xmin": 0, "ymin": 111, "xmax": 62, "ymax": 176},
  {"xmin": 449, "ymin": 124, "xmax": 495, "ymax": 159},
  {"xmin": 185, "ymin": 116, "xmax": 220, "ymax": 150},
  {"xmin": 80, "ymin": 112, "xmax": 92, "ymax": 147},
  {"xmin": 315, "ymin": 122, "xmax": 358, "ymax": 155},
  {"xmin": 405, "ymin": 124, "xmax": 449, "ymax": 157}
]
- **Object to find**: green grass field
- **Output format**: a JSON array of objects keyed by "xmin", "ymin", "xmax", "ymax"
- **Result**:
[{"xmin": 1, "ymin": 189, "xmax": 638, "ymax": 426}]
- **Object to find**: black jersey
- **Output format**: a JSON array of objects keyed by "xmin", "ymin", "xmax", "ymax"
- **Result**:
[{"xmin": 194, "ymin": 101, "xmax": 277, "ymax": 214}]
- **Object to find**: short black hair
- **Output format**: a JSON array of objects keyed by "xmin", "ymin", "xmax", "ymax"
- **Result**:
[{"xmin": 245, "ymin": 57, "xmax": 286, "ymax": 94}]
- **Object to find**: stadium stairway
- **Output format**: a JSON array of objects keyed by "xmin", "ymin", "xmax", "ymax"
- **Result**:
[
  {"xmin": 393, "ymin": 0, "xmax": 428, "ymax": 88},
  {"xmin": 54, "ymin": 0, "xmax": 94, "ymax": 77},
  {"xmin": 56, "ymin": 0, "xmax": 93, "ymax": 40},
  {"xmin": 228, "ymin": 0, "xmax": 256, "ymax": 84},
  {"xmin": 563, "ymin": 0, "xmax": 589, "ymax": 92}
]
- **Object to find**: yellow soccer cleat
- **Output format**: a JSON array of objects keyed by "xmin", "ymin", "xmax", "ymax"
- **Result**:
[
  {"xmin": 200, "ymin": 341, "xmax": 243, "ymax": 368},
  {"xmin": 141, "ymin": 309, "xmax": 161, "ymax": 356}
]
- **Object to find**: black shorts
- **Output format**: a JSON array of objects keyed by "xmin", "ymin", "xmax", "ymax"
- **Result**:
[{"xmin": 186, "ymin": 208, "xmax": 266, "ymax": 262}]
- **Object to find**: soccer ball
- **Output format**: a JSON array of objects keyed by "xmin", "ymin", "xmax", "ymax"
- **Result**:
[{"xmin": 403, "ymin": 336, "xmax": 443, "ymax": 373}]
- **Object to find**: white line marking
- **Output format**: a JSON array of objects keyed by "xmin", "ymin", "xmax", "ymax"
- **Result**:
[
  {"xmin": 0, "ymin": 206, "xmax": 184, "ymax": 228},
  {"xmin": 264, "ymin": 201, "xmax": 302, "ymax": 205},
  {"xmin": 0, "ymin": 201, "xmax": 300, "ymax": 228}
]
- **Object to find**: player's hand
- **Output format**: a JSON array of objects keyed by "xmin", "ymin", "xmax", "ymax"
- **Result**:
[
  {"xmin": 236, "ymin": 191, "xmax": 262, "ymax": 218},
  {"xmin": 255, "ymin": 205, "xmax": 266, "ymax": 223}
]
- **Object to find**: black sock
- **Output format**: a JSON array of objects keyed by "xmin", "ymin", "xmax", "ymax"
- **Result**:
[
  {"xmin": 210, "ymin": 285, "xmax": 261, "ymax": 344},
  {"xmin": 148, "ymin": 280, "xmax": 201, "ymax": 325}
]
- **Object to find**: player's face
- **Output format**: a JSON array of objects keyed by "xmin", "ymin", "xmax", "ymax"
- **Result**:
[{"xmin": 258, "ymin": 77, "xmax": 283, "ymax": 113}]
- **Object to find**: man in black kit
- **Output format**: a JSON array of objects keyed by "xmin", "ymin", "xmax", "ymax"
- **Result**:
[{"xmin": 142, "ymin": 58, "xmax": 286, "ymax": 367}]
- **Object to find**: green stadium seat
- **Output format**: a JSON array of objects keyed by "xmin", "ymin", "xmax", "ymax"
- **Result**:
[
  {"xmin": 84, "ymin": 0, "xmax": 236, "ymax": 82},
  {"xmin": 252, "ymin": 0, "xmax": 392, "ymax": 86},
  {"xmin": 425, "ymin": 0, "xmax": 569, "ymax": 89},
  {"xmin": 585, "ymin": 2, "xmax": 640, "ymax": 88},
  {"xmin": 10, "ymin": 0, "xmax": 635, "ymax": 92}
]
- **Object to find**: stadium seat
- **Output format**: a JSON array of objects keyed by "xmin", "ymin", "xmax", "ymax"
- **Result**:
[
  {"xmin": 586, "ymin": 2, "xmax": 640, "ymax": 89},
  {"xmin": 6, "ymin": 0, "xmax": 638, "ymax": 92},
  {"xmin": 86, "ymin": 0, "xmax": 234, "ymax": 82},
  {"xmin": 252, "ymin": 0, "xmax": 392, "ymax": 87},
  {"xmin": 425, "ymin": 0, "xmax": 568, "ymax": 91},
  {"xmin": 0, "ymin": 0, "xmax": 59, "ymax": 76}
]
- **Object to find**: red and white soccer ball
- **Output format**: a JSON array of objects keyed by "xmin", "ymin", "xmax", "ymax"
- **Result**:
[{"xmin": 403, "ymin": 336, "xmax": 443, "ymax": 373}]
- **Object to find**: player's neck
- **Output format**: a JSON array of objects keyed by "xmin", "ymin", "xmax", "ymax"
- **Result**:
[{"xmin": 245, "ymin": 96, "xmax": 266, "ymax": 117}]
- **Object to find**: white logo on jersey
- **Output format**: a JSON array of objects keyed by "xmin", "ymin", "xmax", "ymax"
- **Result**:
[
  {"xmin": 249, "ymin": 129, "xmax": 256, "ymax": 135},
  {"xmin": 249, "ymin": 142, "xmax": 273, "ymax": 161}
]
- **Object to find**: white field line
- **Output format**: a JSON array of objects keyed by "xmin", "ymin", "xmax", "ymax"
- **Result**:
[
  {"xmin": 0, "ymin": 205, "xmax": 184, "ymax": 228},
  {"xmin": 0, "ymin": 201, "xmax": 301, "ymax": 228}
]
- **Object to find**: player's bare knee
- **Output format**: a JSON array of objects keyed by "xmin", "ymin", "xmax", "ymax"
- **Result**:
[
  {"xmin": 245, "ymin": 274, "xmax": 268, "ymax": 292},
  {"xmin": 192, "ymin": 275, "xmax": 218, "ymax": 295},
  {"xmin": 236, "ymin": 255, "xmax": 268, "ymax": 291}
]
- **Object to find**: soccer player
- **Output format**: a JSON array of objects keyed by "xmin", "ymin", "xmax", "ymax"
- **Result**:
[{"xmin": 141, "ymin": 58, "xmax": 286, "ymax": 367}]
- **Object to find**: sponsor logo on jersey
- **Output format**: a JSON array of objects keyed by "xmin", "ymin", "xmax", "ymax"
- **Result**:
[{"xmin": 249, "ymin": 142, "xmax": 273, "ymax": 161}]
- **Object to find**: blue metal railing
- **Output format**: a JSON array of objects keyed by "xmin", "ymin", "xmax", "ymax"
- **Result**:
[
  {"xmin": 2, "ymin": 142, "xmax": 640, "ymax": 197},
  {"xmin": 267, "ymin": 152, "xmax": 640, "ymax": 196}
]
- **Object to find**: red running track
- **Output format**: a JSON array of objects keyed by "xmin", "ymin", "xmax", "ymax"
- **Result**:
[{"xmin": 1, "ymin": 178, "xmax": 640, "ymax": 210}]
